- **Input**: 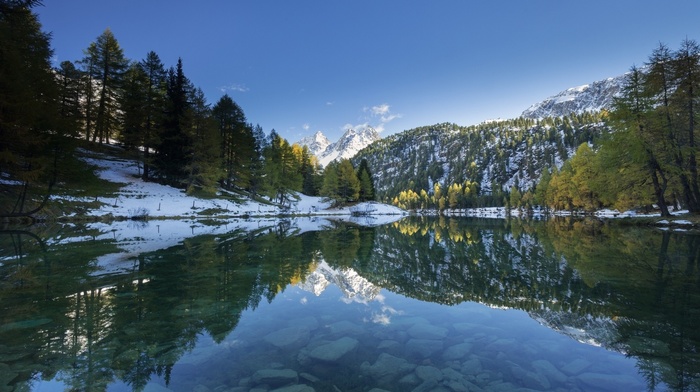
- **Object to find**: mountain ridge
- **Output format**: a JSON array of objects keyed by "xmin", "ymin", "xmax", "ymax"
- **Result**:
[
  {"xmin": 521, "ymin": 74, "xmax": 625, "ymax": 119},
  {"xmin": 296, "ymin": 126, "xmax": 381, "ymax": 167}
]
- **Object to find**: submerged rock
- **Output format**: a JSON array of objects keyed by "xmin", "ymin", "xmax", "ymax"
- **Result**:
[
  {"xmin": 531, "ymin": 359, "xmax": 567, "ymax": 384},
  {"xmin": 415, "ymin": 365, "xmax": 443, "ymax": 382},
  {"xmin": 361, "ymin": 353, "xmax": 416, "ymax": 384},
  {"xmin": 252, "ymin": 369, "xmax": 299, "ymax": 387},
  {"xmin": 270, "ymin": 385, "xmax": 315, "ymax": 392},
  {"xmin": 461, "ymin": 357, "xmax": 483, "ymax": 375},
  {"xmin": 264, "ymin": 327, "xmax": 311, "ymax": 350},
  {"xmin": 442, "ymin": 342, "xmax": 472, "ymax": 360},
  {"xmin": 560, "ymin": 358, "xmax": 592, "ymax": 376},
  {"xmin": 287, "ymin": 316, "xmax": 319, "ymax": 331},
  {"xmin": 326, "ymin": 320, "xmax": 363, "ymax": 337},
  {"xmin": 308, "ymin": 337, "xmax": 359, "ymax": 362},
  {"xmin": 575, "ymin": 372, "xmax": 644, "ymax": 391},
  {"xmin": 405, "ymin": 338, "xmax": 443, "ymax": 358},
  {"xmin": 407, "ymin": 323, "xmax": 449, "ymax": 340}
]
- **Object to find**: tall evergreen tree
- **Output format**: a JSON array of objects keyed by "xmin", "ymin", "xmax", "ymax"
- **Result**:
[
  {"xmin": 300, "ymin": 145, "xmax": 321, "ymax": 196},
  {"xmin": 120, "ymin": 62, "xmax": 148, "ymax": 152},
  {"xmin": 139, "ymin": 51, "xmax": 167, "ymax": 180},
  {"xmin": 673, "ymin": 38, "xmax": 700, "ymax": 207},
  {"xmin": 248, "ymin": 123, "xmax": 267, "ymax": 195},
  {"xmin": 156, "ymin": 58, "xmax": 193, "ymax": 185},
  {"xmin": 82, "ymin": 28, "xmax": 128, "ymax": 144},
  {"xmin": 646, "ymin": 43, "xmax": 698, "ymax": 212},
  {"xmin": 0, "ymin": 3, "xmax": 61, "ymax": 216},
  {"xmin": 321, "ymin": 159, "xmax": 360, "ymax": 205},
  {"xmin": 56, "ymin": 60, "xmax": 82, "ymax": 138},
  {"xmin": 608, "ymin": 65, "xmax": 670, "ymax": 215},
  {"xmin": 185, "ymin": 88, "xmax": 222, "ymax": 194},
  {"xmin": 263, "ymin": 131, "xmax": 303, "ymax": 205},
  {"xmin": 356, "ymin": 158, "xmax": 375, "ymax": 201},
  {"xmin": 212, "ymin": 94, "xmax": 255, "ymax": 190}
]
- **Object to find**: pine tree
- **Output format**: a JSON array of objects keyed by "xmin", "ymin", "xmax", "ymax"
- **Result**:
[
  {"xmin": 156, "ymin": 58, "xmax": 193, "ymax": 185},
  {"xmin": 56, "ymin": 60, "xmax": 82, "ymax": 138},
  {"xmin": 300, "ymin": 145, "xmax": 321, "ymax": 196},
  {"xmin": 248, "ymin": 124, "xmax": 267, "ymax": 195},
  {"xmin": 0, "ymin": 3, "xmax": 61, "ymax": 216},
  {"xmin": 646, "ymin": 43, "xmax": 697, "ymax": 211},
  {"xmin": 212, "ymin": 94, "xmax": 255, "ymax": 190},
  {"xmin": 263, "ymin": 131, "xmax": 302, "ymax": 205},
  {"xmin": 356, "ymin": 159, "xmax": 375, "ymax": 201},
  {"xmin": 139, "ymin": 51, "xmax": 167, "ymax": 180},
  {"xmin": 185, "ymin": 88, "xmax": 222, "ymax": 194},
  {"xmin": 82, "ymin": 28, "xmax": 128, "ymax": 144},
  {"xmin": 321, "ymin": 161, "xmax": 341, "ymax": 206},
  {"xmin": 120, "ymin": 62, "xmax": 148, "ymax": 152},
  {"xmin": 336, "ymin": 159, "xmax": 360, "ymax": 203},
  {"xmin": 673, "ymin": 38, "xmax": 700, "ymax": 208},
  {"xmin": 607, "ymin": 65, "xmax": 670, "ymax": 215}
]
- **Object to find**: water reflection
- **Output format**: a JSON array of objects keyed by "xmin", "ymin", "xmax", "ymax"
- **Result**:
[{"xmin": 0, "ymin": 217, "xmax": 699, "ymax": 391}]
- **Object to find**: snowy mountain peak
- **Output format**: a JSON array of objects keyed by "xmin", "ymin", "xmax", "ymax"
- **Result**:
[
  {"xmin": 318, "ymin": 126, "xmax": 380, "ymax": 167},
  {"xmin": 296, "ymin": 131, "xmax": 331, "ymax": 157},
  {"xmin": 521, "ymin": 75, "xmax": 626, "ymax": 119},
  {"xmin": 298, "ymin": 261, "xmax": 381, "ymax": 301},
  {"xmin": 297, "ymin": 126, "xmax": 380, "ymax": 167}
]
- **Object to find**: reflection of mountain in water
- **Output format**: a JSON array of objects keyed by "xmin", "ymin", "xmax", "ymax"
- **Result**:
[
  {"xmin": 530, "ymin": 309, "xmax": 619, "ymax": 349},
  {"xmin": 3, "ymin": 217, "xmax": 700, "ymax": 391},
  {"xmin": 298, "ymin": 259, "xmax": 381, "ymax": 302}
]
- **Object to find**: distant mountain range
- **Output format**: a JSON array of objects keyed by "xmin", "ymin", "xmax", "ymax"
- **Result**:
[
  {"xmin": 297, "ymin": 73, "xmax": 625, "ymax": 171},
  {"xmin": 296, "ymin": 126, "xmax": 380, "ymax": 167},
  {"xmin": 521, "ymin": 74, "xmax": 626, "ymax": 119},
  {"xmin": 350, "ymin": 72, "xmax": 626, "ymax": 198}
]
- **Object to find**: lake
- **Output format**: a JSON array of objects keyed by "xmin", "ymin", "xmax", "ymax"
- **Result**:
[{"xmin": 1, "ymin": 216, "xmax": 699, "ymax": 391}]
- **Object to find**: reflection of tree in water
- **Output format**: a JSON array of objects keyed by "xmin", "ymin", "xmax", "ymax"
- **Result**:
[
  {"xmin": 352, "ymin": 217, "xmax": 700, "ymax": 391},
  {"xmin": 3, "ymin": 218, "xmax": 700, "ymax": 391},
  {"xmin": 0, "ymin": 227, "xmax": 317, "ymax": 391}
]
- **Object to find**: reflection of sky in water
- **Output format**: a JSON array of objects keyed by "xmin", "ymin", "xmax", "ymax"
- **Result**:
[
  {"xmin": 146, "ymin": 283, "xmax": 646, "ymax": 392},
  {"xmin": 31, "ymin": 265, "xmax": 649, "ymax": 392},
  {"xmin": 17, "ymin": 219, "xmax": 693, "ymax": 392}
]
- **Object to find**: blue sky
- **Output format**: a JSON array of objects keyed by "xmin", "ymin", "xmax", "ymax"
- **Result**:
[{"xmin": 37, "ymin": 1, "xmax": 700, "ymax": 142}]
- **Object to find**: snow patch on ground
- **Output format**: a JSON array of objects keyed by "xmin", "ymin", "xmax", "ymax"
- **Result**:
[{"xmin": 73, "ymin": 151, "xmax": 406, "ymax": 221}]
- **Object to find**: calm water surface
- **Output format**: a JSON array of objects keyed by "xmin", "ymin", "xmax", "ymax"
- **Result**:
[{"xmin": 2, "ymin": 217, "xmax": 700, "ymax": 391}]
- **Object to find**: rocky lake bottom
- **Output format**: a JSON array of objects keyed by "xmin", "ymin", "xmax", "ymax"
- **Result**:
[{"xmin": 132, "ymin": 286, "xmax": 645, "ymax": 392}]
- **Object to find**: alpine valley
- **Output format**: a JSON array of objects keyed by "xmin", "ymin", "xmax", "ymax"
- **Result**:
[
  {"xmin": 296, "ymin": 73, "xmax": 625, "ymax": 203},
  {"xmin": 353, "ymin": 74, "xmax": 625, "ymax": 202}
]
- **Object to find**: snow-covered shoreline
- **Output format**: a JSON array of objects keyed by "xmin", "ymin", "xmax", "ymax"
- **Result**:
[{"xmin": 58, "ymin": 150, "xmax": 406, "ymax": 221}]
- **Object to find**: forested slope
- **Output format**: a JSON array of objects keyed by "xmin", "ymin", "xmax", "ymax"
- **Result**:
[{"xmin": 354, "ymin": 113, "xmax": 606, "ymax": 205}]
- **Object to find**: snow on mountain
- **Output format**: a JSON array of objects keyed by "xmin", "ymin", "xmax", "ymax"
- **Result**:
[
  {"xmin": 297, "ymin": 127, "xmax": 380, "ymax": 167},
  {"xmin": 521, "ymin": 74, "xmax": 626, "ymax": 119},
  {"xmin": 296, "ymin": 131, "xmax": 331, "ymax": 157},
  {"xmin": 298, "ymin": 260, "xmax": 381, "ymax": 302}
]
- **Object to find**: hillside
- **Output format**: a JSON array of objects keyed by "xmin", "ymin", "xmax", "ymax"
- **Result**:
[
  {"xmin": 352, "ymin": 72, "xmax": 626, "ymax": 203},
  {"xmin": 521, "ymin": 75, "xmax": 625, "ymax": 119},
  {"xmin": 45, "ymin": 147, "xmax": 405, "ymax": 222},
  {"xmin": 354, "ymin": 115, "xmax": 606, "ymax": 202}
]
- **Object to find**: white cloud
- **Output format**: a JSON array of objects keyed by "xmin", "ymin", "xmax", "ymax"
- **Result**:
[
  {"xmin": 381, "ymin": 113, "xmax": 401, "ymax": 123},
  {"xmin": 303, "ymin": 123, "xmax": 310, "ymax": 131},
  {"xmin": 219, "ymin": 83, "xmax": 249, "ymax": 93},
  {"xmin": 355, "ymin": 103, "xmax": 402, "ymax": 133},
  {"xmin": 371, "ymin": 103, "xmax": 390, "ymax": 116}
]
